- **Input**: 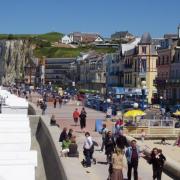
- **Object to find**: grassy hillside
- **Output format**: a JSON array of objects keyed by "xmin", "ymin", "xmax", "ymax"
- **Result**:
[
  {"xmin": 0, "ymin": 32, "xmax": 63, "ymax": 42},
  {"xmin": 34, "ymin": 46, "xmax": 117, "ymax": 58},
  {"xmin": 34, "ymin": 32, "xmax": 63, "ymax": 42},
  {"xmin": 0, "ymin": 32, "xmax": 117, "ymax": 58}
]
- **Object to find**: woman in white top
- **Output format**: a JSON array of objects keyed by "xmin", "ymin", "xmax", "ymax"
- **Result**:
[{"xmin": 83, "ymin": 132, "xmax": 93, "ymax": 167}]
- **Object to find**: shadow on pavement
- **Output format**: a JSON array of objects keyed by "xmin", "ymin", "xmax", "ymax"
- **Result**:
[
  {"xmin": 97, "ymin": 161, "xmax": 108, "ymax": 165},
  {"xmin": 154, "ymin": 142, "xmax": 172, "ymax": 145},
  {"xmin": 70, "ymin": 124, "xmax": 80, "ymax": 127}
]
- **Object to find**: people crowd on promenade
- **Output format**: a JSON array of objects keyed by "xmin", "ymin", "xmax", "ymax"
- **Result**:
[{"xmin": 7, "ymin": 85, "xmax": 173, "ymax": 180}]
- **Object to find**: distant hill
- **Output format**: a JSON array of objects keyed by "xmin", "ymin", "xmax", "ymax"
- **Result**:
[
  {"xmin": 34, "ymin": 46, "xmax": 116, "ymax": 58},
  {"xmin": 0, "ymin": 32, "xmax": 64, "ymax": 42},
  {"xmin": 0, "ymin": 32, "xmax": 116, "ymax": 58}
]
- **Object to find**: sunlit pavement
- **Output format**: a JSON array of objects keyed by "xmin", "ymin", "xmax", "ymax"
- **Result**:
[{"xmin": 30, "ymin": 93, "xmax": 172, "ymax": 180}]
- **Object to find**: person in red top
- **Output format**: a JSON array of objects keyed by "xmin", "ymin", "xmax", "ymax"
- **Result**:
[{"xmin": 73, "ymin": 108, "xmax": 80, "ymax": 126}]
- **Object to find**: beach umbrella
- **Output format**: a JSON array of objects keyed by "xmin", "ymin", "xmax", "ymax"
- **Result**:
[
  {"xmin": 123, "ymin": 109, "xmax": 146, "ymax": 118},
  {"xmin": 173, "ymin": 111, "xmax": 180, "ymax": 116}
]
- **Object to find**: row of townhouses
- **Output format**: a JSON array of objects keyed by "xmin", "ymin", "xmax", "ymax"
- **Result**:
[
  {"xmin": 23, "ymin": 26, "xmax": 180, "ymax": 105},
  {"xmin": 77, "ymin": 26, "xmax": 180, "ymax": 105},
  {"xmin": 61, "ymin": 31, "xmax": 134, "ymax": 45}
]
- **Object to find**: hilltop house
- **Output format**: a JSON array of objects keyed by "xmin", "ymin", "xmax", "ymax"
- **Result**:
[
  {"xmin": 111, "ymin": 31, "xmax": 134, "ymax": 42},
  {"xmin": 61, "ymin": 32, "xmax": 101, "ymax": 44},
  {"xmin": 94, "ymin": 36, "xmax": 104, "ymax": 43},
  {"xmin": 61, "ymin": 35, "xmax": 72, "ymax": 44}
]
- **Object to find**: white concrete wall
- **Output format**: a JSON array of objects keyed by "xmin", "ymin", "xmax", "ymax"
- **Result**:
[{"xmin": 0, "ymin": 88, "xmax": 37, "ymax": 180}]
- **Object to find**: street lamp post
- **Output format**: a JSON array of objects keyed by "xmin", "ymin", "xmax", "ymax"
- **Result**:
[
  {"xmin": 133, "ymin": 102, "xmax": 139, "ymax": 109},
  {"xmin": 106, "ymin": 98, "xmax": 112, "ymax": 119},
  {"xmin": 141, "ymin": 81, "xmax": 146, "ymax": 110},
  {"xmin": 160, "ymin": 96, "xmax": 163, "ymax": 108}
]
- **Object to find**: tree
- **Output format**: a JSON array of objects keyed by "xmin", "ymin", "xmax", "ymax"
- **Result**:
[{"xmin": 7, "ymin": 34, "xmax": 14, "ymax": 40}]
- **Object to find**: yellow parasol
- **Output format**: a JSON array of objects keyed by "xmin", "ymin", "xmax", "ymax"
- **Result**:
[
  {"xmin": 123, "ymin": 109, "xmax": 146, "ymax": 118},
  {"xmin": 173, "ymin": 111, "xmax": 180, "ymax": 116}
]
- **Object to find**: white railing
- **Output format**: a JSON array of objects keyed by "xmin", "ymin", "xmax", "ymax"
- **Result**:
[{"xmin": 125, "ymin": 119, "xmax": 175, "ymax": 128}]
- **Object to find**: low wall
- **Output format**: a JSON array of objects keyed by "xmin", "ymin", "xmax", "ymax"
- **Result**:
[
  {"xmin": 36, "ymin": 117, "xmax": 67, "ymax": 180},
  {"xmin": 29, "ymin": 115, "xmax": 46, "ymax": 180},
  {"xmin": 29, "ymin": 104, "xmax": 66, "ymax": 180}
]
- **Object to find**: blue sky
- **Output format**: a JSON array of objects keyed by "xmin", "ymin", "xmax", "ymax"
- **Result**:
[{"xmin": 0, "ymin": 0, "xmax": 180, "ymax": 37}]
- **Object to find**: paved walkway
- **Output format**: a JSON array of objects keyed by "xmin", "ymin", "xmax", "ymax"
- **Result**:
[{"xmin": 30, "ymin": 93, "xmax": 172, "ymax": 180}]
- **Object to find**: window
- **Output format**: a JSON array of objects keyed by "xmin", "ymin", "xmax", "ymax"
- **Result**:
[
  {"xmin": 142, "ymin": 46, "xmax": 146, "ymax": 54},
  {"xmin": 162, "ymin": 56, "xmax": 164, "ymax": 65},
  {"xmin": 176, "ymin": 70, "xmax": 178, "ymax": 78},
  {"xmin": 161, "ymin": 72, "xmax": 164, "ymax": 79},
  {"xmin": 166, "ymin": 56, "xmax": 169, "ymax": 64},
  {"xmin": 157, "ymin": 57, "xmax": 160, "ymax": 66},
  {"xmin": 166, "ymin": 72, "xmax": 168, "ymax": 78}
]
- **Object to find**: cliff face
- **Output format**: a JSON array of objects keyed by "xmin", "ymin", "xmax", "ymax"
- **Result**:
[{"xmin": 0, "ymin": 40, "xmax": 34, "ymax": 84}]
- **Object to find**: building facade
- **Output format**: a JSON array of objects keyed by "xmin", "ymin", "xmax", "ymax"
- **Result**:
[
  {"xmin": 106, "ymin": 52, "xmax": 124, "ymax": 89},
  {"xmin": 166, "ymin": 45, "xmax": 180, "ymax": 104},
  {"xmin": 68, "ymin": 32, "xmax": 99, "ymax": 44},
  {"xmin": 155, "ymin": 26, "xmax": 180, "ymax": 104},
  {"xmin": 156, "ymin": 47, "xmax": 173, "ymax": 100},
  {"xmin": 123, "ymin": 33, "xmax": 158, "ymax": 103},
  {"xmin": 79, "ymin": 53, "xmax": 106, "ymax": 94},
  {"xmin": 44, "ymin": 58, "xmax": 76, "ymax": 86}
]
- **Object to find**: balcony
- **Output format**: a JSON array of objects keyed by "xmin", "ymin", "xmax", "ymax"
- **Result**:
[
  {"xmin": 138, "ymin": 72, "xmax": 146, "ymax": 77},
  {"xmin": 166, "ymin": 79, "xmax": 180, "ymax": 84},
  {"xmin": 91, "ymin": 79, "xmax": 106, "ymax": 83}
]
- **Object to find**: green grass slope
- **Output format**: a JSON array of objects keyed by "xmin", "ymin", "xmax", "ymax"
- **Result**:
[
  {"xmin": 34, "ymin": 46, "xmax": 117, "ymax": 58},
  {"xmin": 0, "ymin": 32, "xmax": 63, "ymax": 42}
]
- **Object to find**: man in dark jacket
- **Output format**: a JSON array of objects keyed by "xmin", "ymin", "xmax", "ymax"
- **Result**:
[
  {"xmin": 105, "ymin": 131, "xmax": 115, "ymax": 163},
  {"xmin": 125, "ymin": 140, "xmax": 141, "ymax": 180}
]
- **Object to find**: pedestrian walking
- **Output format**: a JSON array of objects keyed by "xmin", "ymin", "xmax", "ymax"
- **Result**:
[
  {"xmin": 73, "ymin": 108, "xmax": 80, "ymax": 126},
  {"xmin": 149, "ymin": 148, "xmax": 166, "ymax": 180},
  {"xmin": 53, "ymin": 98, "xmax": 57, "ymax": 108},
  {"xmin": 115, "ymin": 131, "xmax": 128, "ymax": 151},
  {"xmin": 99, "ymin": 123, "xmax": 108, "ymax": 152},
  {"xmin": 41, "ymin": 101, "xmax": 47, "ymax": 115},
  {"xmin": 109, "ymin": 147, "xmax": 124, "ymax": 180},
  {"xmin": 125, "ymin": 140, "xmax": 141, "ymax": 180},
  {"xmin": 83, "ymin": 132, "xmax": 93, "ymax": 167},
  {"xmin": 105, "ymin": 131, "xmax": 115, "ymax": 164},
  {"xmin": 59, "ymin": 97, "xmax": 62, "ymax": 107},
  {"xmin": 79, "ymin": 107, "xmax": 87, "ymax": 132},
  {"xmin": 115, "ymin": 119, "xmax": 123, "ymax": 136}
]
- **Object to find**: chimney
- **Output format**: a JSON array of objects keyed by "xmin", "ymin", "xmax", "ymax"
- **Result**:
[{"xmin": 178, "ymin": 24, "xmax": 180, "ymax": 38}]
